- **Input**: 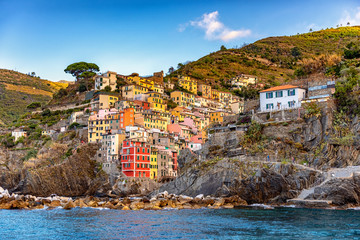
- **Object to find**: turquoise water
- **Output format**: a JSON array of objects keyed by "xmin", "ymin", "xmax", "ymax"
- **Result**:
[{"xmin": 1, "ymin": 207, "xmax": 360, "ymax": 239}]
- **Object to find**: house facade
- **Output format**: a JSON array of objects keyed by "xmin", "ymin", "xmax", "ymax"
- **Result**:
[
  {"xmin": 259, "ymin": 85, "xmax": 306, "ymax": 112},
  {"xmin": 95, "ymin": 71, "xmax": 117, "ymax": 91}
]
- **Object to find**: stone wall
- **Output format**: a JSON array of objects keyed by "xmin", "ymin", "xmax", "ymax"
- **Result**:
[{"xmin": 244, "ymin": 99, "xmax": 259, "ymax": 112}]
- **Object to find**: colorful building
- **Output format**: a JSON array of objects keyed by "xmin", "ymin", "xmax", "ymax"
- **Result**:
[
  {"xmin": 88, "ymin": 109, "xmax": 118, "ymax": 143},
  {"xmin": 94, "ymin": 71, "xmax": 117, "ymax": 91},
  {"xmin": 178, "ymin": 76, "xmax": 197, "ymax": 94},
  {"xmin": 109, "ymin": 107, "xmax": 134, "ymax": 130},
  {"xmin": 209, "ymin": 110, "xmax": 225, "ymax": 123},
  {"xmin": 90, "ymin": 92, "xmax": 119, "ymax": 111},
  {"xmin": 150, "ymin": 147, "xmax": 158, "ymax": 179},
  {"xmin": 211, "ymin": 89, "xmax": 220, "ymax": 101},
  {"xmin": 133, "ymin": 100, "xmax": 150, "ymax": 112},
  {"xmin": 170, "ymin": 91, "xmax": 195, "ymax": 107},
  {"xmin": 122, "ymin": 84, "xmax": 149, "ymax": 100},
  {"xmin": 231, "ymin": 74, "xmax": 258, "ymax": 89},
  {"xmin": 198, "ymin": 84, "xmax": 212, "ymax": 99},
  {"xmin": 121, "ymin": 140, "xmax": 151, "ymax": 178},
  {"xmin": 147, "ymin": 92, "xmax": 166, "ymax": 112}
]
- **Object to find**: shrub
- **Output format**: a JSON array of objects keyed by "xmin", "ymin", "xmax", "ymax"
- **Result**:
[
  {"xmin": 42, "ymin": 109, "xmax": 51, "ymax": 117},
  {"xmin": 68, "ymin": 122, "xmax": 80, "ymax": 130},
  {"xmin": 26, "ymin": 102, "xmax": 41, "ymax": 109},
  {"xmin": 78, "ymin": 83, "xmax": 87, "ymax": 92},
  {"xmin": 22, "ymin": 149, "xmax": 38, "ymax": 161},
  {"xmin": 303, "ymin": 102, "xmax": 321, "ymax": 118},
  {"xmin": 104, "ymin": 86, "xmax": 112, "ymax": 92},
  {"xmin": 1, "ymin": 134, "xmax": 15, "ymax": 148}
]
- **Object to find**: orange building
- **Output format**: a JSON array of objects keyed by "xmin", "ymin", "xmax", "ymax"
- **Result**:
[{"xmin": 109, "ymin": 108, "xmax": 135, "ymax": 130}]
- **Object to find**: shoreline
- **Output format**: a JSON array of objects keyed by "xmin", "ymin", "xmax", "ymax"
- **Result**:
[{"xmin": 1, "ymin": 189, "xmax": 358, "ymax": 211}]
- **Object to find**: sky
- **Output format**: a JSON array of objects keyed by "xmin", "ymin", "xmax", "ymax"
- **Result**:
[{"xmin": 0, "ymin": 0, "xmax": 360, "ymax": 82}]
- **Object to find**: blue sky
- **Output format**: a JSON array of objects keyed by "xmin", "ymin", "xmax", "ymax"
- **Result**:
[{"xmin": 0, "ymin": 0, "xmax": 360, "ymax": 82}]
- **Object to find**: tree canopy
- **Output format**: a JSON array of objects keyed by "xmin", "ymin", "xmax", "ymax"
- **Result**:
[{"xmin": 64, "ymin": 62, "xmax": 100, "ymax": 81}]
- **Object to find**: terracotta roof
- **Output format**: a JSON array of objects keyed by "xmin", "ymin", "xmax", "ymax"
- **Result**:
[{"xmin": 259, "ymin": 85, "xmax": 301, "ymax": 93}]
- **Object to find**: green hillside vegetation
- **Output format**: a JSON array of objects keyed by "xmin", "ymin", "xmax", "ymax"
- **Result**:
[
  {"xmin": 171, "ymin": 26, "xmax": 360, "ymax": 85},
  {"xmin": 0, "ymin": 69, "xmax": 68, "ymax": 126}
]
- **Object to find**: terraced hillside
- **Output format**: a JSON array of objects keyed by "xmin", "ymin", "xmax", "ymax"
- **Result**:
[
  {"xmin": 173, "ymin": 26, "xmax": 360, "ymax": 85},
  {"xmin": 0, "ymin": 69, "xmax": 68, "ymax": 125}
]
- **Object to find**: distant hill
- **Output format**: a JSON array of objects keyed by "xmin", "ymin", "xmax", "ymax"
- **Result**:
[
  {"xmin": 0, "ymin": 69, "xmax": 68, "ymax": 125},
  {"xmin": 172, "ymin": 26, "xmax": 360, "ymax": 85}
]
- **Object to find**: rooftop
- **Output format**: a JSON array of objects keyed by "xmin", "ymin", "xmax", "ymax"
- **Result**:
[{"xmin": 259, "ymin": 85, "xmax": 301, "ymax": 93}]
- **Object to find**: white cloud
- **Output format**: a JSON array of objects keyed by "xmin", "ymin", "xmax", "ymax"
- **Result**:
[
  {"xmin": 339, "ymin": 7, "xmax": 360, "ymax": 26},
  {"xmin": 183, "ymin": 11, "xmax": 251, "ymax": 42}
]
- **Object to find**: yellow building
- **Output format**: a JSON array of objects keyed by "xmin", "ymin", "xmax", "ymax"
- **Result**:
[
  {"xmin": 209, "ymin": 111, "xmax": 225, "ymax": 123},
  {"xmin": 122, "ymin": 84, "xmax": 149, "ymax": 100},
  {"xmin": 150, "ymin": 148, "xmax": 158, "ymax": 179},
  {"xmin": 211, "ymin": 89, "xmax": 220, "ymax": 101},
  {"xmin": 144, "ymin": 116, "xmax": 168, "ymax": 131},
  {"xmin": 198, "ymin": 84, "xmax": 212, "ymax": 99},
  {"xmin": 178, "ymin": 76, "xmax": 197, "ymax": 94},
  {"xmin": 88, "ymin": 110, "xmax": 117, "ymax": 143},
  {"xmin": 218, "ymin": 91, "xmax": 233, "ymax": 104},
  {"xmin": 90, "ymin": 92, "xmax": 119, "ymax": 111},
  {"xmin": 147, "ymin": 92, "xmax": 166, "ymax": 112},
  {"xmin": 138, "ymin": 79, "xmax": 154, "ymax": 90},
  {"xmin": 170, "ymin": 91, "xmax": 195, "ymax": 107}
]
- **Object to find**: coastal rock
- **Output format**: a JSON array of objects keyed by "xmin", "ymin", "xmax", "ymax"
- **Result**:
[
  {"xmin": 74, "ymin": 199, "xmax": 88, "ymax": 208},
  {"xmin": 9, "ymin": 144, "xmax": 111, "ymax": 197},
  {"xmin": 178, "ymin": 195, "xmax": 193, "ymax": 204},
  {"xmin": 308, "ymin": 174, "xmax": 360, "ymax": 205},
  {"xmin": 49, "ymin": 200, "xmax": 61, "ymax": 207},
  {"xmin": 63, "ymin": 200, "xmax": 76, "ymax": 210},
  {"xmin": 130, "ymin": 201, "xmax": 145, "ymax": 210},
  {"xmin": 104, "ymin": 202, "xmax": 116, "ymax": 209},
  {"xmin": 122, "ymin": 205, "xmax": 130, "ymax": 210}
]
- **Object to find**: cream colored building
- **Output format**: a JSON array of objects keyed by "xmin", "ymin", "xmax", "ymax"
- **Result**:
[{"xmin": 95, "ymin": 71, "xmax": 117, "ymax": 91}]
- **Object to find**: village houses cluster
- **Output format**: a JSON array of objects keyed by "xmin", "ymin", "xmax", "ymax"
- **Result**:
[
  {"xmin": 11, "ymin": 70, "xmax": 335, "ymax": 182},
  {"xmin": 85, "ymin": 71, "xmax": 248, "ymax": 181}
]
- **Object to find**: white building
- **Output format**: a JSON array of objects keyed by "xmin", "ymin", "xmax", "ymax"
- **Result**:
[
  {"xmin": 11, "ymin": 129, "xmax": 27, "ymax": 141},
  {"xmin": 94, "ymin": 71, "xmax": 117, "ymax": 91},
  {"xmin": 259, "ymin": 85, "xmax": 306, "ymax": 112}
]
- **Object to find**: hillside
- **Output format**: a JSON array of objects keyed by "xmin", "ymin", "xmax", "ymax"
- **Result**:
[
  {"xmin": 0, "ymin": 69, "xmax": 68, "ymax": 125},
  {"xmin": 173, "ymin": 26, "xmax": 360, "ymax": 85}
]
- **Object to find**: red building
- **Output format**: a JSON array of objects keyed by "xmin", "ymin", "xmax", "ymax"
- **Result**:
[
  {"xmin": 121, "ymin": 140, "xmax": 151, "ymax": 178},
  {"xmin": 133, "ymin": 100, "xmax": 150, "ymax": 112}
]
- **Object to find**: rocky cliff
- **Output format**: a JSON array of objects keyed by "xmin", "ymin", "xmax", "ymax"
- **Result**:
[
  {"xmin": 153, "ymin": 107, "xmax": 360, "ymax": 206},
  {"xmin": 0, "ymin": 132, "xmax": 111, "ymax": 197}
]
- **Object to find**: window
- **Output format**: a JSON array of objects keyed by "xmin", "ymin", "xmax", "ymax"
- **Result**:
[
  {"xmin": 137, "ymin": 163, "xmax": 139, "ymax": 168},
  {"xmin": 288, "ymin": 101, "xmax": 295, "ymax": 107},
  {"xmin": 275, "ymin": 91, "xmax": 283, "ymax": 98},
  {"xmin": 288, "ymin": 89, "xmax": 295, "ymax": 96},
  {"xmin": 266, "ymin": 103, "xmax": 274, "ymax": 110},
  {"xmin": 266, "ymin": 92, "xmax": 273, "ymax": 99}
]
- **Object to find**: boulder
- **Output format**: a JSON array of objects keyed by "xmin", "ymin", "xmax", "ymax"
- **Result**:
[
  {"xmin": 122, "ymin": 205, "xmax": 130, "ymax": 210},
  {"xmin": 178, "ymin": 195, "xmax": 193, "ymax": 204},
  {"xmin": 130, "ymin": 201, "xmax": 145, "ymax": 210},
  {"xmin": 49, "ymin": 200, "xmax": 61, "ymax": 207},
  {"xmin": 103, "ymin": 202, "xmax": 116, "ymax": 209},
  {"xmin": 63, "ymin": 200, "xmax": 76, "ymax": 210}
]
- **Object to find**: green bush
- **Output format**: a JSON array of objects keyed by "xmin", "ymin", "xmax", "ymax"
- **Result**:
[
  {"xmin": 69, "ymin": 122, "xmax": 80, "ymax": 130},
  {"xmin": 26, "ymin": 102, "xmax": 41, "ymax": 109},
  {"xmin": 1, "ymin": 134, "xmax": 15, "ymax": 148},
  {"xmin": 22, "ymin": 149, "xmax": 38, "ymax": 161}
]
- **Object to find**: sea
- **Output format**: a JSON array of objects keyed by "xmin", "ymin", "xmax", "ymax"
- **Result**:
[{"xmin": 1, "ymin": 206, "xmax": 360, "ymax": 239}]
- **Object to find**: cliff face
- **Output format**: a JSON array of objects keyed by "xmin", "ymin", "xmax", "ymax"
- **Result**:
[
  {"xmin": 13, "ymin": 144, "xmax": 111, "ymax": 197},
  {"xmin": 0, "ymin": 135, "xmax": 111, "ymax": 197},
  {"xmin": 153, "ymin": 157, "xmax": 322, "ymax": 204},
  {"xmin": 154, "ymin": 108, "xmax": 360, "ymax": 206}
]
